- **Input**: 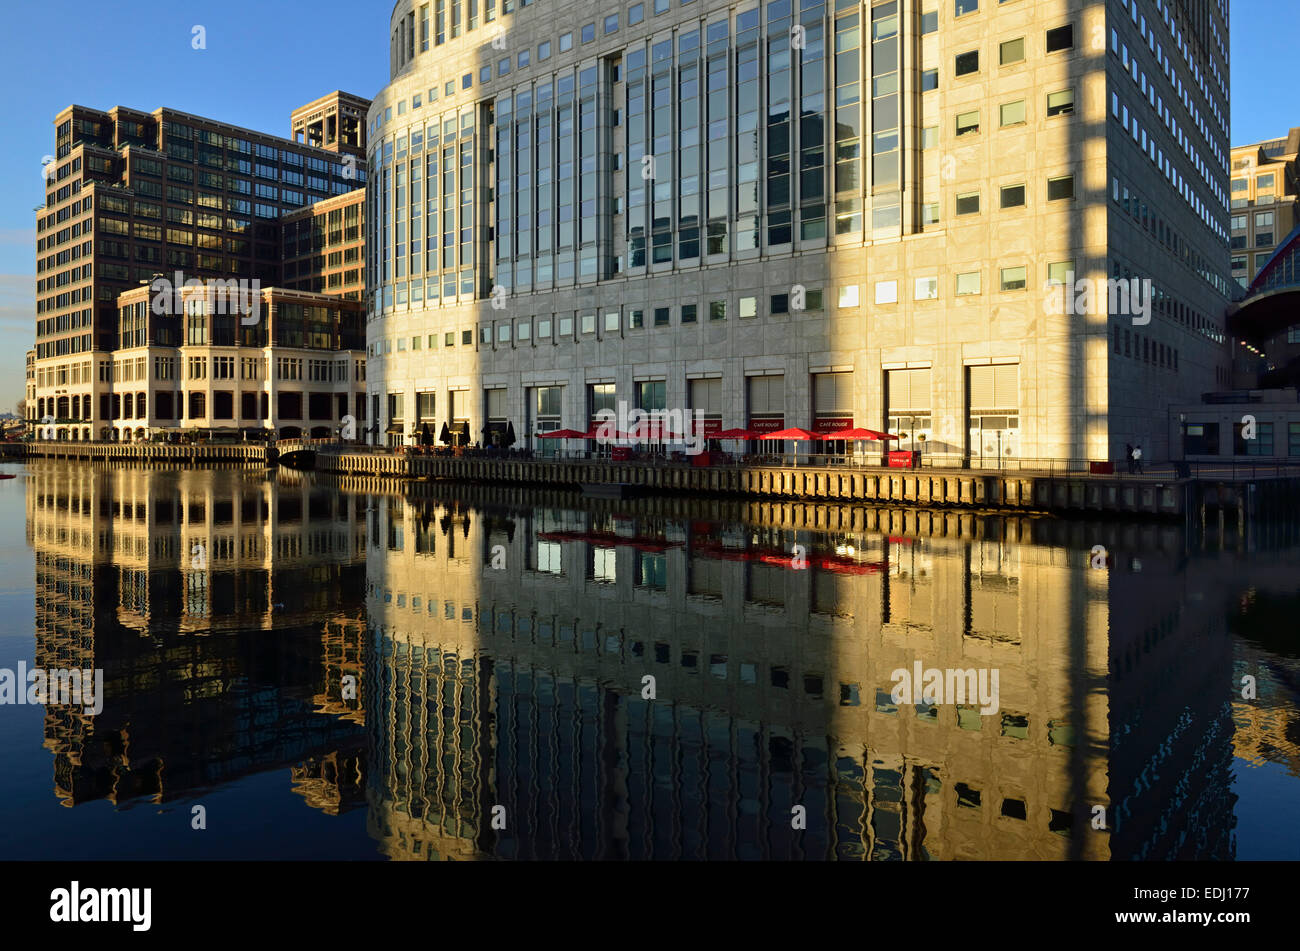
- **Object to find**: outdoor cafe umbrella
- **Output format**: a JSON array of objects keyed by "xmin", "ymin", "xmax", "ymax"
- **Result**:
[
  {"xmin": 439, "ymin": 421, "xmax": 451, "ymax": 445},
  {"xmin": 713, "ymin": 428, "xmax": 754, "ymax": 460},
  {"xmin": 760, "ymin": 427, "xmax": 825, "ymax": 468},
  {"xmin": 822, "ymin": 426, "xmax": 899, "ymax": 462},
  {"xmin": 505, "ymin": 420, "xmax": 517, "ymax": 448},
  {"xmin": 420, "ymin": 422, "xmax": 432, "ymax": 447},
  {"xmin": 537, "ymin": 428, "xmax": 589, "ymax": 455}
]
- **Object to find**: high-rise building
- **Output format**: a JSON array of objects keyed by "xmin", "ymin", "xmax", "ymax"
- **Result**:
[
  {"xmin": 1228, "ymin": 129, "xmax": 1300, "ymax": 383},
  {"xmin": 1230, "ymin": 128, "xmax": 1299, "ymax": 291},
  {"xmin": 364, "ymin": 0, "xmax": 1233, "ymax": 462},
  {"xmin": 33, "ymin": 94, "xmax": 370, "ymax": 440}
]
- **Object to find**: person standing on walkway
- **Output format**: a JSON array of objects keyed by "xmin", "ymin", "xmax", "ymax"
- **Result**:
[
  {"xmin": 1133, "ymin": 444, "xmax": 1143, "ymax": 474},
  {"xmin": 1125, "ymin": 443, "xmax": 1134, "ymax": 474}
]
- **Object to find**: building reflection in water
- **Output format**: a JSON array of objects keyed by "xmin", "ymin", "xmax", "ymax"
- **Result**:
[
  {"xmin": 27, "ymin": 461, "xmax": 369, "ymax": 809},
  {"xmin": 26, "ymin": 463, "xmax": 1300, "ymax": 858}
]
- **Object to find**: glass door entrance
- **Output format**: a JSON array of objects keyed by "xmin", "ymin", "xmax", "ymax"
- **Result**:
[{"xmin": 968, "ymin": 415, "xmax": 1019, "ymax": 467}]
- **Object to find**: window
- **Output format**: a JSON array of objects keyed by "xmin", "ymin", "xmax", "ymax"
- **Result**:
[
  {"xmin": 1000, "ymin": 100, "xmax": 1026, "ymax": 126},
  {"xmin": 654, "ymin": 306, "xmax": 670, "ymax": 326},
  {"xmin": 681, "ymin": 303, "xmax": 698, "ymax": 323},
  {"xmin": 559, "ymin": 32, "xmax": 572, "ymax": 51},
  {"xmin": 955, "ymin": 0, "xmax": 978, "ymax": 16},
  {"xmin": 955, "ymin": 50, "xmax": 979, "ymax": 76},
  {"xmin": 922, "ymin": 126, "xmax": 938, "ymax": 150},
  {"xmin": 1046, "ymin": 24, "xmax": 1074, "ymax": 53},
  {"xmin": 629, "ymin": 3, "xmax": 644, "ymax": 26},
  {"xmin": 604, "ymin": 311, "xmax": 620, "ymax": 331},
  {"xmin": 956, "ymin": 110, "xmax": 980, "ymax": 136},
  {"xmin": 922, "ymin": 69, "xmax": 939, "ymax": 91},
  {"xmin": 463, "ymin": 73, "xmax": 472, "ymax": 88},
  {"xmin": 922, "ymin": 202, "xmax": 940, "ymax": 224},
  {"xmin": 1047, "ymin": 175, "xmax": 1074, "ymax": 201},
  {"xmin": 1000, "ymin": 266, "xmax": 1027, "ymax": 290},
  {"xmin": 538, "ymin": 40, "xmax": 551, "ymax": 60},
  {"xmin": 1000, "ymin": 183, "xmax": 1025, "ymax": 208},
  {"xmin": 770, "ymin": 294, "xmax": 789, "ymax": 315},
  {"xmin": 955, "ymin": 271, "xmax": 981, "ymax": 295},
  {"xmin": 838, "ymin": 285, "xmax": 859, "ymax": 308},
  {"xmin": 604, "ymin": 13, "xmax": 618, "ymax": 33},
  {"xmin": 581, "ymin": 313, "xmax": 596, "ymax": 333},
  {"xmin": 956, "ymin": 191, "xmax": 980, "ymax": 215},
  {"xmin": 739, "ymin": 296, "xmax": 757, "ymax": 318},
  {"xmin": 915, "ymin": 276, "xmax": 939, "ymax": 300},
  {"xmin": 921, "ymin": 10, "xmax": 938, "ymax": 33},
  {"xmin": 581, "ymin": 23, "xmax": 595, "ymax": 43},
  {"xmin": 999, "ymin": 37, "xmax": 1025, "ymax": 65},
  {"xmin": 709, "ymin": 300, "xmax": 727, "ymax": 320},
  {"xmin": 875, "ymin": 280, "xmax": 897, "ymax": 304},
  {"xmin": 1046, "ymin": 88, "xmax": 1075, "ymax": 117},
  {"xmin": 1047, "ymin": 260, "xmax": 1074, "ymax": 284}
]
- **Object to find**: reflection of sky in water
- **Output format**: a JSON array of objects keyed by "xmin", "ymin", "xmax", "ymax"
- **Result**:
[
  {"xmin": 0, "ymin": 462, "xmax": 1297, "ymax": 861},
  {"xmin": 1232, "ymin": 761, "xmax": 1300, "ymax": 860}
]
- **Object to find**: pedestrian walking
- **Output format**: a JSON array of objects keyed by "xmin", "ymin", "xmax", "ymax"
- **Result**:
[
  {"xmin": 1133, "ymin": 444, "xmax": 1143, "ymax": 474},
  {"xmin": 1125, "ymin": 443, "xmax": 1134, "ymax": 474}
]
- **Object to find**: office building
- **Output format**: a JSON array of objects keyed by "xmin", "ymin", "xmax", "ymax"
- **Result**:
[
  {"xmin": 33, "ymin": 93, "xmax": 370, "ymax": 439},
  {"xmin": 364, "ymin": 0, "xmax": 1233, "ymax": 462}
]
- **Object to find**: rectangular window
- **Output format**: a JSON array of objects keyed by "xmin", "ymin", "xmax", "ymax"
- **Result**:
[
  {"xmin": 914, "ymin": 276, "xmax": 939, "ymax": 300},
  {"xmin": 875, "ymin": 280, "xmax": 897, "ymax": 304},
  {"xmin": 838, "ymin": 286, "xmax": 859, "ymax": 308},
  {"xmin": 1047, "ymin": 260, "xmax": 1074, "ymax": 284},
  {"xmin": 1000, "ymin": 100, "xmax": 1026, "ymax": 126},
  {"xmin": 955, "ymin": 0, "xmax": 978, "ymax": 16},
  {"xmin": 955, "ymin": 50, "xmax": 979, "ymax": 76},
  {"xmin": 1000, "ymin": 183, "xmax": 1025, "ymax": 208},
  {"xmin": 955, "ymin": 271, "xmax": 981, "ymax": 295},
  {"xmin": 709, "ymin": 300, "xmax": 727, "ymax": 321},
  {"xmin": 956, "ymin": 191, "xmax": 980, "ymax": 215},
  {"xmin": 1046, "ymin": 88, "xmax": 1075, "ymax": 117},
  {"xmin": 1046, "ymin": 24, "xmax": 1074, "ymax": 53},
  {"xmin": 681, "ymin": 303, "xmax": 698, "ymax": 323},
  {"xmin": 1047, "ymin": 175, "xmax": 1074, "ymax": 201},
  {"xmin": 999, "ymin": 37, "xmax": 1025, "ymax": 65},
  {"xmin": 1000, "ymin": 266, "xmax": 1027, "ymax": 290},
  {"xmin": 956, "ymin": 110, "xmax": 980, "ymax": 136}
]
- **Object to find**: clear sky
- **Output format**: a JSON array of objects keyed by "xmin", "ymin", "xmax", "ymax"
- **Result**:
[{"xmin": 0, "ymin": 0, "xmax": 1294, "ymax": 412}]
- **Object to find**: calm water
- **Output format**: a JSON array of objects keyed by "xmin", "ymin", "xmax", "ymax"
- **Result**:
[{"xmin": 1, "ymin": 459, "xmax": 1297, "ymax": 861}]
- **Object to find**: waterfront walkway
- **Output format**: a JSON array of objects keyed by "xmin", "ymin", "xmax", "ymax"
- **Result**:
[{"xmin": 9, "ymin": 440, "xmax": 1300, "ymax": 519}]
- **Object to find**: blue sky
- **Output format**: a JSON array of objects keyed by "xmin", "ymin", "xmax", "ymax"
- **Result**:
[{"xmin": 0, "ymin": 0, "xmax": 1294, "ymax": 411}]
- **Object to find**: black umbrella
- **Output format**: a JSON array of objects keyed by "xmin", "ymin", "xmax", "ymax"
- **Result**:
[
  {"xmin": 439, "ymin": 422, "xmax": 451, "ymax": 445},
  {"xmin": 420, "ymin": 422, "xmax": 432, "ymax": 446},
  {"xmin": 505, "ymin": 420, "xmax": 517, "ymax": 448}
]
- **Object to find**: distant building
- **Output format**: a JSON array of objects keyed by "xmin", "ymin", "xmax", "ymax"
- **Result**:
[{"xmin": 32, "ymin": 93, "xmax": 370, "ymax": 440}]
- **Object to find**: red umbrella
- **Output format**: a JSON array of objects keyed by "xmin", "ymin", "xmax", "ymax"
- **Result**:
[
  {"xmin": 760, "ymin": 427, "xmax": 824, "ymax": 441},
  {"xmin": 759, "ymin": 427, "xmax": 824, "ymax": 468},
  {"xmin": 715, "ymin": 428, "xmax": 755, "ymax": 440},
  {"xmin": 537, "ymin": 429, "xmax": 589, "ymax": 439},
  {"xmin": 823, "ymin": 427, "xmax": 897, "ymax": 441}
]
